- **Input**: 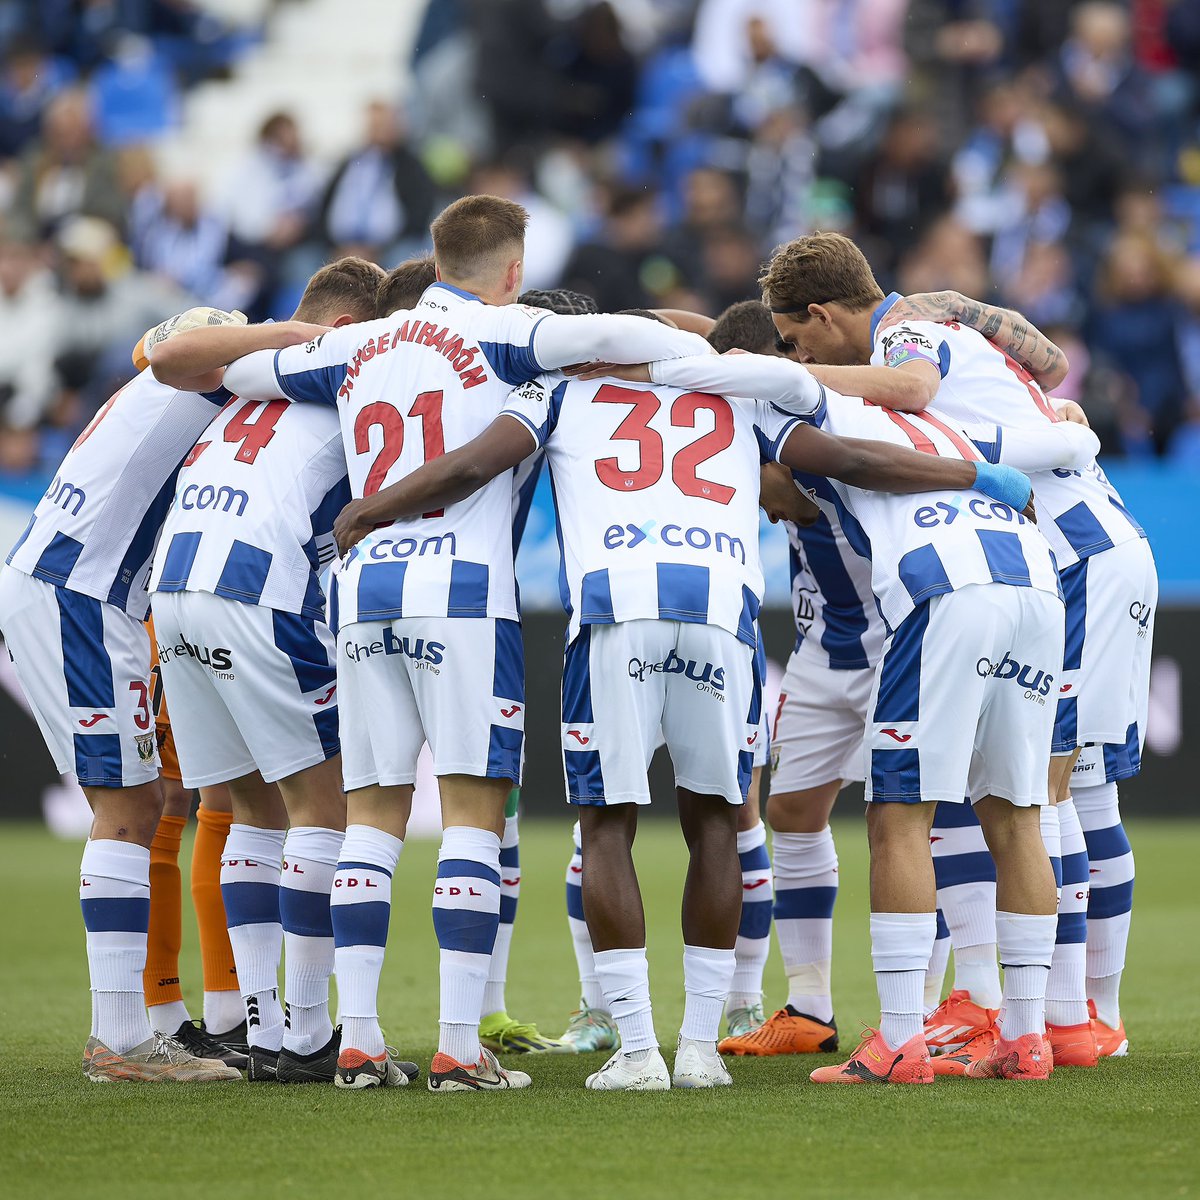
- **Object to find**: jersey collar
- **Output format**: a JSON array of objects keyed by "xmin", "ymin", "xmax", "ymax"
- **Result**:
[
  {"xmin": 869, "ymin": 292, "xmax": 902, "ymax": 341},
  {"xmin": 422, "ymin": 281, "xmax": 483, "ymax": 306}
]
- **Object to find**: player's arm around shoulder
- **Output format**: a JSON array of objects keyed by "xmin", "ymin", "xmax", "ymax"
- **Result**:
[
  {"xmin": 146, "ymin": 316, "xmax": 329, "ymax": 395},
  {"xmin": 803, "ymin": 347, "xmax": 942, "ymax": 414},
  {"xmin": 333, "ymin": 379, "xmax": 550, "ymax": 554}
]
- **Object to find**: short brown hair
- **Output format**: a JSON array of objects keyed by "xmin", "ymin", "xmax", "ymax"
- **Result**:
[
  {"xmin": 376, "ymin": 255, "xmax": 437, "ymax": 316},
  {"xmin": 295, "ymin": 256, "xmax": 384, "ymax": 323},
  {"xmin": 708, "ymin": 300, "xmax": 776, "ymax": 355},
  {"xmin": 759, "ymin": 232, "xmax": 884, "ymax": 319},
  {"xmin": 431, "ymin": 193, "xmax": 528, "ymax": 282}
]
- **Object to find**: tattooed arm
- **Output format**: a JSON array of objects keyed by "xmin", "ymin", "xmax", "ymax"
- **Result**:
[{"xmin": 877, "ymin": 291, "xmax": 1069, "ymax": 391}]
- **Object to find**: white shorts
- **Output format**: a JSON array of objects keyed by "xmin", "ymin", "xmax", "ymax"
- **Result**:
[
  {"xmin": 0, "ymin": 566, "xmax": 158, "ymax": 787},
  {"xmin": 751, "ymin": 636, "xmax": 769, "ymax": 769},
  {"xmin": 770, "ymin": 643, "xmax": 874, "ymax": 792},
  {"xmin": 561, "ymin": 619, "xmax": 757, "ymax": 807},
  {"xmin": 337, "ymin": 616, "xmax": 524, "ymax": 791},
  {"xmin": 151, "ymin": 590, "xmax": 339, "ymax": 788},
  {"xmin": 1053, "ymin": 538, "xmax": 1157, "ymax": 759},
  {"xmin": 865, "ymin": 584, "xmax": 1064, "ymax": 807}
]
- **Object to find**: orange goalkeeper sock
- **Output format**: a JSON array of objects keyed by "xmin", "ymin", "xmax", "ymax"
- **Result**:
[
  {"xmin": 192, "ymin": 802, "xmax": 241, "ymax": 1029},
  {"xmin": 145, "ymin": 814, "xmax": 188, "ymax": 1031}
]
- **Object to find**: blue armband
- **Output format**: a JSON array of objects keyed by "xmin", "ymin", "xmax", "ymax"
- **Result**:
[{"xmin": 972, "ymin": 461, "xmax": 1032, "ymax": 511}]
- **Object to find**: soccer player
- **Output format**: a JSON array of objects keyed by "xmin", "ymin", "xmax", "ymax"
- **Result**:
[
  {"xmin": 613, "ymin": 342, "xmax": 1099, "ymax": 1083},
  {"xmin": 143, "ymin": 622, "xmax": 245, "ymax": 1067},
  {"xmin": 763, "ymin": 243, "xmax": 1154, "ymax": 1066},
  {"xmin": 144, "ymin": 258, "xmax": 414, "ymax": 1086},
  {"xmin": 0, "ymin": 308, "xmax": 313, "ymax": 1082},
  {"xmin": 216, "ymin": 195, "xmax": 719, "ymax": 1092},
  {"xmin": 330, "ymin": 315, "xmax": 1048, "ymax": 1090}
]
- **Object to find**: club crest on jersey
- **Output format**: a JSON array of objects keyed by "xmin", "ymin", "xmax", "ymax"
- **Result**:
[
  {"xmin": 975, "ymin": 651, "xmax": 1053, "ymax": 703},
  {"xmin": 135, "ymin": 732, "xmax": 156, "ymax": 764},
  {"xmin": 628, "ymin": 651, "xmax": 725, "ymax": 700}
]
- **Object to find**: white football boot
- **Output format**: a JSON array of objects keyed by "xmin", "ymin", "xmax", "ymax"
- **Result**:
[
  {"xmin": 585, "ymin": 1048, "xmax": 671, "ymax": 1091},
  {"xmin": 672, "ymin": 1041, "xmax": 734, "ymax": 1088}
]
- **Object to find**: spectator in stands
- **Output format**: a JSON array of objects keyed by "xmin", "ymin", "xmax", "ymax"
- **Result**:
[
  {"xmin": 135, "ymin": 178, "xmax": 258, "ymax": 316},
  {"xmin": 551, "ymin": 1, "xmax": 638, "ymax": 144},
  {"xmin": 1088, "ymin": 232, "xmax": 1188, "ymax": 453},
  {"xmin": 853, "ymin": 107, "xmax": 951, "ymax": 279},
  {"xmin": 52, "ymin": 215, "xmax": 188, "ymax": 415},
  {"xmin": 10, "ymin": 87, "xmax": 124, "ymax": 237},
  {"xmin": 315, "ymin": 100, "xmax": 437, "ymax": 263},
  {"xmin": 561, "ymin": 185, "xmax": 683, "ymax": 313},
  {"xmin": 0, "ymin": 34, "xmax": 74, "ymax": 161},
  {"xmin": 0, "ymin": 235, "xmax": 61, "ymax": 469},
  {"xmin": 220, "ymin": 110, "xmax": 319, "ymax": 305},
  {"xmin": 896, "ymin": 214, "xmax": 990, "ymax": 301},
  {"xmin": 469, "ymin": 158, "xmax": 571, "ymax": 291}
]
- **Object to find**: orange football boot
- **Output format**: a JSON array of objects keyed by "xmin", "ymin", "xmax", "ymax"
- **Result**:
[
  {"xmin": 718, "ymin": 1006, "xmax": 838, "ymax": 1056},
  {"xmin": 964, "ymin": 1031, "xmax": 1052, "ymax": 1080},
  {"xmin": 1047, "ymin": 1020, "xmax": 1098, "ymax": 1067},
  {"xmin": 1089, "ymin": 1000, "xmax": 1129, "ymax": 1057},
  {"xmin": 924, "ymin": 989, "xmax": 998, "ymax": 1056},
  {"xmin": 931, "ymin": 1025, "xmax": 997, "ymax": 1077},
  {"xmin": 810, "ymin": 1029, "xmax": 933, "ymax": 1085}
]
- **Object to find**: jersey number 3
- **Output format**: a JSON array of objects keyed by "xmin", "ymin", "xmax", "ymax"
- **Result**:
[{"xmin": 593, "ymin": 385, "xmax": 736, "ymax": 504}]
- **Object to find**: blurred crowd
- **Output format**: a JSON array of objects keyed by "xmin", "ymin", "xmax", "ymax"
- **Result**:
[{"xmin": 2, "ymin": 0, "xmax": 1200, "ymax": 474}]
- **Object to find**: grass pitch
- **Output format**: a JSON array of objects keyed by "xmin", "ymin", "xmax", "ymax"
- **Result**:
[{"xmin": 1, "ymin": 817, "xmax": 1197, "ymax": 1200}]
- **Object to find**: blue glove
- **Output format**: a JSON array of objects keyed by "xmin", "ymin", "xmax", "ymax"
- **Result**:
[{"xmin": 972, "ymin": 461, "xmax": 1032, "ymax": 512}]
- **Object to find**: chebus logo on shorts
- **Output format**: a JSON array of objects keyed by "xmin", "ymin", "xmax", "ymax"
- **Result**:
[
  {"xmin": 1129, "ymin": 601, "xmax": 1152, "ymax": 638},
  {"xmin": 975, "ymin": 651, "xmax": 1054, "ymax": 705},
  {"xmin": 157, "ymin": 639, "xmax": 234, "ymax": 679},
  {"xmin": 628, "ymin": 651, "xmax": 726, "ymax": 701},
  {"xmin": 913, "ymin": 497, "xmax": 1028, "ymax": 528},
  {"xmin": 604, "ymin": 521, "xmax": 746, "ymax": 564},
  {"xmin": 343, "ymin": 626, "xmax": 446, "ymax": 672}
]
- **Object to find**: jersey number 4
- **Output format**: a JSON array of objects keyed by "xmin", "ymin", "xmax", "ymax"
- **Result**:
[
  {"xmin": 593, "ymin": 385, "xmax": 736, "ymax": 504},
  {"xmin": 354, "ymin": 390, "xmax": 445, "ymax": 516}
]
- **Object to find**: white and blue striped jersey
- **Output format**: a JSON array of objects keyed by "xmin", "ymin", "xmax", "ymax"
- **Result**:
[
  {"xmin": 222, "ymin": 283, "xmax": 712, "ymax": 630},
  {"xmin": 6, "ymin": 368, "xmax": 230, "ymax": 619},
  {"xmin": 787, "ymin": 509, "xmax": 884, "ymax": 670},
  {"xmin": 643, "ymin": 353, "xmax": 1061, "ymax": 635},
  {"xmin": 502, "ymin": 373, "xmax": 799, "ymax": 649},
  {"xmin": 149, "ymin": 400, "xmax": 348, "ymax": 619},
  {"xmin": 870, "ymin": 296, "xmax": 1146, "ymax": 570}
]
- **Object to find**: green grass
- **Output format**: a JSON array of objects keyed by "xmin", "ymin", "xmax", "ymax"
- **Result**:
[{"xmin": 1, "ymin": 818, "xmax": 1197, "ymax": 1200}]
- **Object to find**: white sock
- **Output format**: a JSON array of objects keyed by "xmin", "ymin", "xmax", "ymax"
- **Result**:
[
  {"xmin": 594, "ymin": 947, "xmax": 657, "ymax": 1053},
  {"xmin": 80, "ymin": 839, "xmax": 154, "ymax": 1053},
  {"xmin": 331, "ymin": 824, "xmax": 404, "ymax": 1059},
  {"xmin": 773, "ymin": 828, "xmax": 838, "ymax": 1022},
  {"xmin": 953, "ymin": 943, "xmax": 1002, "ymax": 1010},
  {"xmin": 204, "ymin": 990, "xmax": 244, "ymax": 1035},
  {"xmin": 280, "ymin": 826, "xmax": 342, "ymax": 1055},
  {"xmin": 680, "ymin": 944, "xmax": 737, "ymax": 1051},
  {"xmin": 997, "ymin": 910, "xmax": 1055, "ymax": 1039},
  {"xmin": 1047, "ymin": 799, "xmax": 1089, "ymax": 1027},
  {"xmin": 221, "ymin": 825, "xmax": 286, "ymax": 1052},
  {"xmin": 566, "ymin": 823, "xmax": 607, "ymax": 1012},
  {"xmin": 871, "ymin": 912, "xmax": 936, "ymax": 1051},
  {"xmin": 1074, "ymin": 781, "xmax": 1133, "ymax": 1026},
  {"xmin": 925, "ymin": 913, "xmax": 950, "ymax": 1014},
  {"xmin": 434, "ymin": 826, "xmax": 501, "ymax": 1064},
  {"xmin": 148, "ymin": 999, "xmax": 191, "ymax": 1035},
  {"xmin": 483, "ymin": 814, "xmax": 520, "ymax": 1018},
  {"xmin": 729, "ymin": 822, "xmax": 772, "ymax": 1011}
]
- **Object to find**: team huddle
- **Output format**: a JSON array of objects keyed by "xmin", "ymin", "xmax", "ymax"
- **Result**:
[{"xmin": 0, "ymin": 195, "xmax": 1153, "ymax": 1091}]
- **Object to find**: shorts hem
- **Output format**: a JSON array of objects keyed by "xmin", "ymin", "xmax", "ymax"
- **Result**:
[
  {"xmin": 180, "ymin": 759, "xmax": 258, "ymax": 789},
  {"xmin": 674, "ymin": 775, "xmax": 746, "ymax": 805},
  {"xmin": 343, "ymin": 772, "xmax": 417, "ymax": 791},
  {"xmin": 969, "ymin": 786, "xmax": 1048, "ymax": 808},
  {"xmin": 258, "ymin": 746, "xmax": 339, "ymax": 785},
  {"xmin": 770, "ymin": 770, "xmax": 862, "ymax": 794},
  {"xmin": 866, "ymin": 790, "xmax": 972, "ymax": 805},
  {"xmin": 568, "ymin": 792, "xmax": 650, "ymax": 807},
  {"xmin": 432, "ymin": 762, "xmax": 521, "ymax": 784}
]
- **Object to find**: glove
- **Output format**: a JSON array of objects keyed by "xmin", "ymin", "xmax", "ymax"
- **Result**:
[{"xmin": 132, "ymin": 307, "xmax": 247, "ymax": 372}]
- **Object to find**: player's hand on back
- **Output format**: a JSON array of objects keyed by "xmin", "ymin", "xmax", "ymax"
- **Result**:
[
  {"xmin": 334, "ymin": 499, "xmax": 374, "ymax": 556},
  {"xmin": 876, "ymin": 291, "xmax": 964, "ymax": 332},
  {"xmin": 1023, "ymin": 492, "xmax": 1037, "ymax": 523}
]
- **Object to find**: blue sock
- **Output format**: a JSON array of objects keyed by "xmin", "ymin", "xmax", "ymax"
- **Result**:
[{"xmin": 729, "ymin": 821, "xmax": 772, "ymax": 1009}]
